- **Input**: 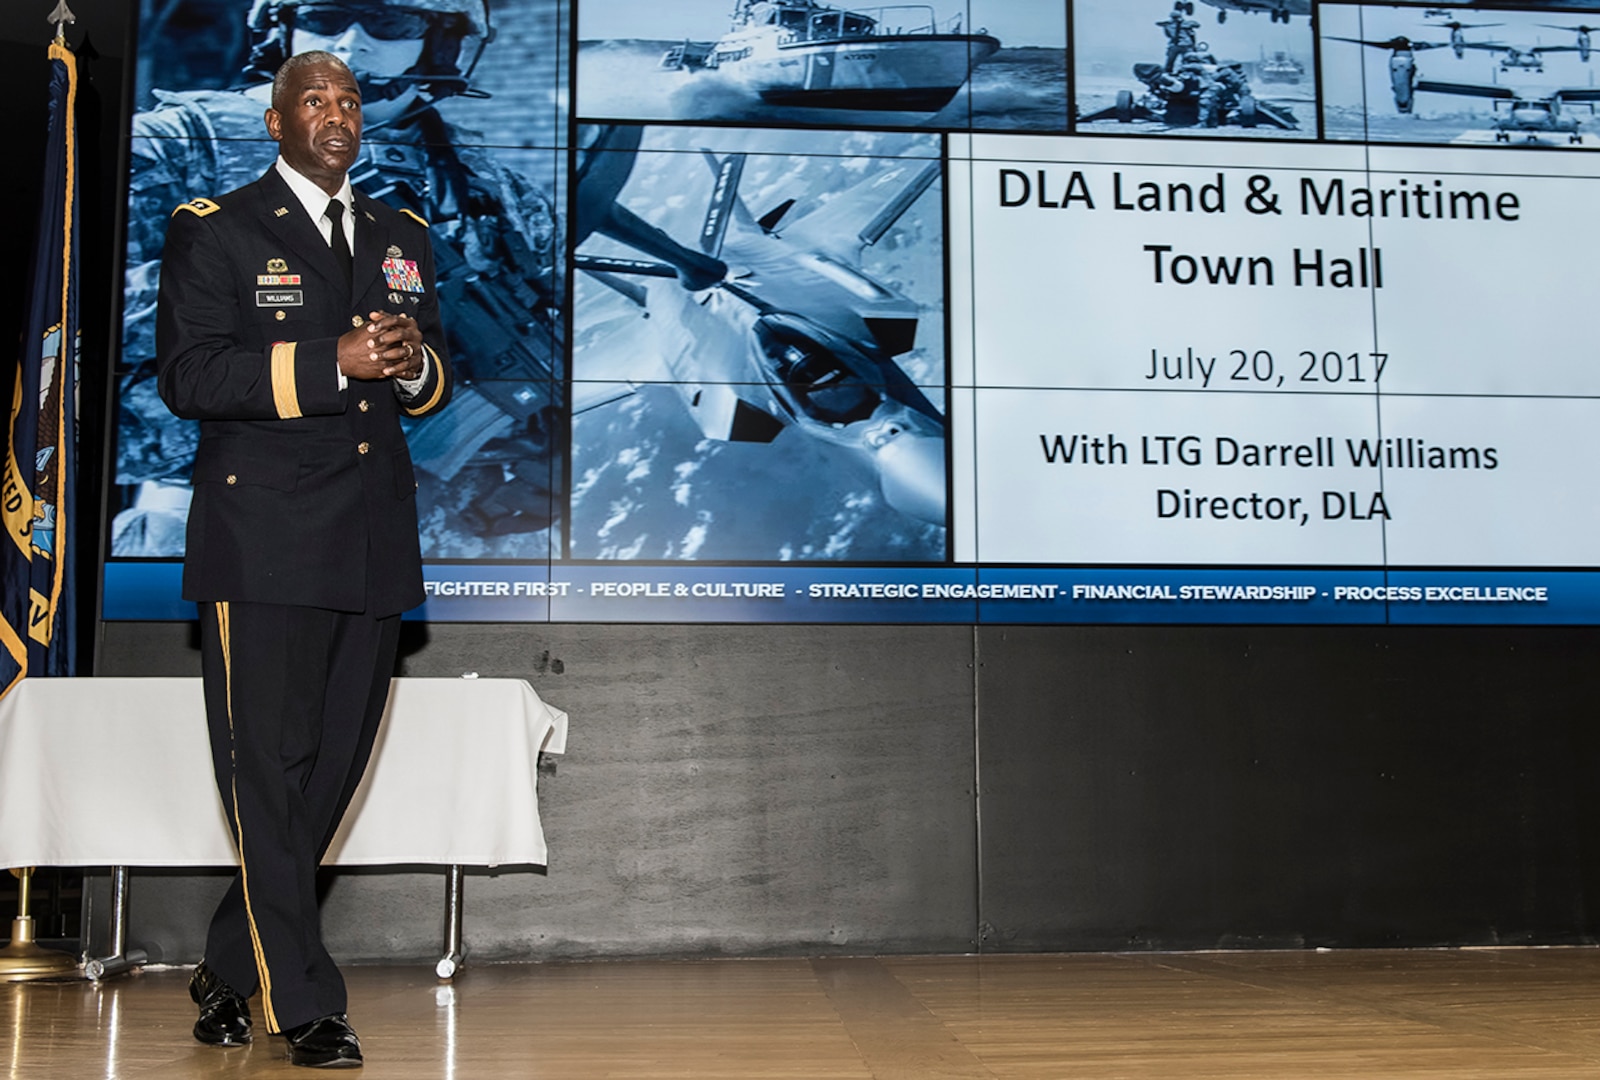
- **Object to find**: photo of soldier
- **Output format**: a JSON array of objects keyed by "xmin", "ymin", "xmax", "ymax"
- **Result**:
[
  {"xmin": 1075, "ymin": 0, "xmax": 1314, "ymax": 138},
  {"xmin": 112, "ymin": 0, "xmax": 567, "ymax": 561}
]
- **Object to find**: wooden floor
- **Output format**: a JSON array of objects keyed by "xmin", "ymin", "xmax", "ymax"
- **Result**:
[{"xmin": 10, "ymin": 949, "xmax": 1600, "ymax": 1077}]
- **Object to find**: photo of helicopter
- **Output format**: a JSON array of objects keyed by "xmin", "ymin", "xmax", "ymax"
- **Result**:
[
  {"xmin": 568, "ymin": 124, "xmax": 948, "ymax": 561},
  {"xmin": 1322, "ymin": 5, "xmax": 1600, "ymax": 147},
  {"xmin": 1193, "ymin": 0, "xmax": 1309, "ymax": 24}
]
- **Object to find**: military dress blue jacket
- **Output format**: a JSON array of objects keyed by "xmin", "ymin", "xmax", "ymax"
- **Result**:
[{"xmin": 156, "ymin": 166, "xmax": 451, "ymax": 617}]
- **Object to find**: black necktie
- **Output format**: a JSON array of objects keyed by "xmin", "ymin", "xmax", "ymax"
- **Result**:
[{"xmin": 324, "ymin": 198, "xmax": 353, "ymax": 294}]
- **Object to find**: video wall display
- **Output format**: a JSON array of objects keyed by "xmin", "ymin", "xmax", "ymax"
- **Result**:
[{"xmin": 104, "ymin": 0, "xmax": 1600, "ymax": 625}]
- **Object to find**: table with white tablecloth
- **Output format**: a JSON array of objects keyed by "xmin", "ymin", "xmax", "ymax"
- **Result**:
[{"xmin": 0, "ymin": 676, "xmax": 567, "ymax": 977}]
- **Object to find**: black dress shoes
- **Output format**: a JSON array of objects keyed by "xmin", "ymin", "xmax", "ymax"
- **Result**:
[
  {"xmin": 189, "ymin": 961, "xmax": 252, "ymax": 1046},
  {"xmin": 284, "ymin": 1013, "xmax": 364, "ymax": 1068}
]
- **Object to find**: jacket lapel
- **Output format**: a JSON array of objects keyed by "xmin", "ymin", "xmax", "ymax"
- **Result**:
[
  {"xmin": 352, "ymin": 192, "xmax": 388, "ymax": 303},
  {"xmin": 252, "ymin": 168, "xmax": 346, "ymax": 297}
]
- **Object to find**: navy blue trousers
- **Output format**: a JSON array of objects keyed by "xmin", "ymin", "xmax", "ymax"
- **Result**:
[{"xmin": 197, "ymin": 600, "xmax": 399, "ymax": 1032}]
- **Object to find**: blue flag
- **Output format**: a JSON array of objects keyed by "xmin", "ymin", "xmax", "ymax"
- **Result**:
[{"xmin": 1, "ymin": 41, "xmax": 80, "ymax": 696}]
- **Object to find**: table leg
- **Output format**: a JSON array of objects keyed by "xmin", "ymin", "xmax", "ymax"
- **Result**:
[
  {"xmin": 435, "ymin": 865, "xmax": 465, "ymax": 980},
  {"xmin": 84, "ymin": 867, "xmax": 147, "ymax": 980}
]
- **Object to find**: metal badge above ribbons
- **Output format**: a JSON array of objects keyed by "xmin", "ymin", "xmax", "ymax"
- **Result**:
[{"xmin": 258, "ymin": 257, "xmax": 300, "ymax": 286}]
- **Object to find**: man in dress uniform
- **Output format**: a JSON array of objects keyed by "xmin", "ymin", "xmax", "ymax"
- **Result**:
[
  {"xmin": 117, "ymin": 0, "xmax": 562, "ymax": 557},
  {"xmin": 155, "ymin": 49, "xmax": 451, "ymax": 1069}
]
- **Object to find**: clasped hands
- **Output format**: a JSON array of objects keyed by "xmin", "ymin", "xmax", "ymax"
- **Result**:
[{"xmin": 337, "ymin": 311, "xmax": 424, "ymax": 382}]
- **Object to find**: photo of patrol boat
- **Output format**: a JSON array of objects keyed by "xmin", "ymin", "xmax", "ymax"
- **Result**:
[{"xmin": 657, "ymin": 0, "xmax": 1000, "ymax": 120}]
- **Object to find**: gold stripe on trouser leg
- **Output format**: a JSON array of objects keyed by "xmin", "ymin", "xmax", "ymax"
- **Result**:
[{"xmin": 218, "ymin": 601, "xmax": 280, "ymax": 1033}]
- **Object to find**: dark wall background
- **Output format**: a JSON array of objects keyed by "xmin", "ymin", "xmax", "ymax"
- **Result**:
[
  {"xmin": 977, "ymin": 625, "xmax": 1600, "ymax": 951},
  {"xmin": 9, "ymin": 2, "xmax": 1600, "ymax": 963},
  {"xmin": 96, "ymin": 621, "xmax": 984, "ymax": 962},
  {"xmin": 95, "ymin": 619, "xmax": 1600, "ymax": 962}
]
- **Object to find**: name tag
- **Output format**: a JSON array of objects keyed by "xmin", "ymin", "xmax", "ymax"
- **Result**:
[{"xmin": 257, "ymin": 290, "xmax": 303, "ymax": 307}]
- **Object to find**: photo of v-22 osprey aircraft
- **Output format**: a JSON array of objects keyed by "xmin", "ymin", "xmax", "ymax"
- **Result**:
[
  {"xmin": 1331, "ymin": 34, "xmax": 1600, "ymax": 143},
  {"xmin": 1444, "ymin": 23, "xmax": 1596, "ymax": 72},
  {"xmin": 1411, "ymin": 78, "xmax": 1599, "ymax": 142},
  {"xmin": 571, "ymin": 124, "xmax": 947, "ymax": 526},
  {"xmin": 1173, "ymin": 0, "xmax": 1308, "ymax": 24}
]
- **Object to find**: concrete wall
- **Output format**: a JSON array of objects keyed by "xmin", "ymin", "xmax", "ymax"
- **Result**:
[
  {"xmin": 97, "ymin": 620, "xmax": 1600, "ymax": 963},
  {"xmin": 96, "ymin": 621, "xmax": 981, "ymax": 962}
]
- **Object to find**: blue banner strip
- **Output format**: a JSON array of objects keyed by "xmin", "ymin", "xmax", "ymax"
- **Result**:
[
  {"xmin": 548, "ymin": 565, "xmax": 979, "ymax": 624},
  {"xmin": 102, "ymin": 563, "xmax": 1600, "ymax": 626},
  {"xmin": 975, "ymin": 568, "xmax": 1382, "ymax": 625},
  {"xmin": 1383, "ymin": 570, "xmax": 1587, "ymax": 626}
]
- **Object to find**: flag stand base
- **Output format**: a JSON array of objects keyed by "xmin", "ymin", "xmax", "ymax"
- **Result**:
[
  {"xmin": 0, "ymin": 917, "xmax": 80, "ymax": 981},
  {"xmin": 1, "ymin": 868, "xmax": 80, "ymax": 981}
]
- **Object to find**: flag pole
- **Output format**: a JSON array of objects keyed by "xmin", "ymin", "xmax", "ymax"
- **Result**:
[
  {"xmin": 49, "ymin": 0, "xmax": 75, "ymax": 45},
  {"xmin": 1, "ymin": 0, "xmax": 83, "ymax": 699},
  {"xmin": 1, "ymin": 3, "xmax": 83, "ymax": 978}
]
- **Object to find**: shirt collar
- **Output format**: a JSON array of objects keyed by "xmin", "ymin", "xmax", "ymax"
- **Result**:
[{"xmin": 274, "ymin": 156, "xmax": 354, "ymax": 225}]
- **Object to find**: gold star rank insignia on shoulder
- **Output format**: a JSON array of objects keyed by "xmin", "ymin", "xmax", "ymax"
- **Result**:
[{"xmin": 173, "ymin": 197, "xmax": 221, "ymax": 218}]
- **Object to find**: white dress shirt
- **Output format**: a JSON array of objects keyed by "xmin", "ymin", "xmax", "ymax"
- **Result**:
[{"xmin": 274, "ymin": 154, "xmax": 355, "ymax": 250}]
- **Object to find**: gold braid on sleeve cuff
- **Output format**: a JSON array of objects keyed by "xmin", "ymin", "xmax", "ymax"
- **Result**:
[
  {"xmin": 402, "ymin": 345, "xmax": 447, "ymax": 416},
  {"xmin": 271, "ymin": 342, "xmax": 302, "ymax": 419}
]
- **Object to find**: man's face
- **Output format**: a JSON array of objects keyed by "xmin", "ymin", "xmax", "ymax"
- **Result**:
[
  {"xmin": 264, "ymin": 60, "xmax": 363, "ymax": 193},
  {"xmin": 291, "ymin": 11, "xmax": 428, "ymax": 80}
]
